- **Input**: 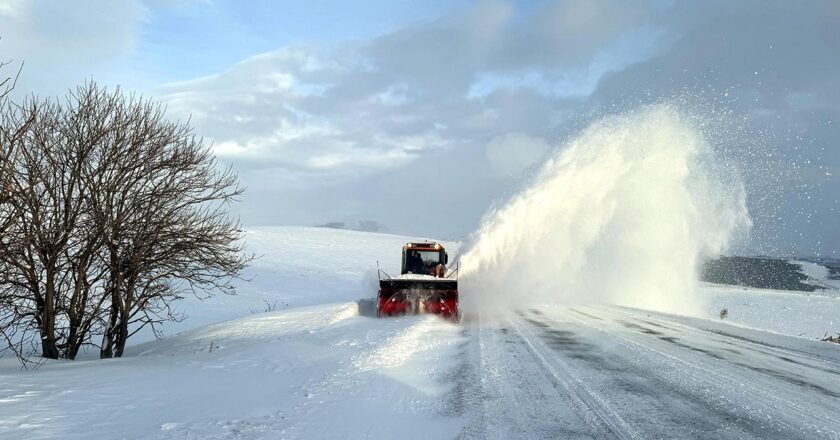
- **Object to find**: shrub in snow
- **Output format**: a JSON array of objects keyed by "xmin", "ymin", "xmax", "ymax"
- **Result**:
[{"xmin": 820, "ymin": 333, "xmax": 840, "ymax": 344}]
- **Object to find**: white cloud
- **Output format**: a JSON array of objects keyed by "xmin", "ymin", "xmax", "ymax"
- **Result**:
[
  {"xmin": 7, "ymin": 0, "xmax": 836, "ymax": 251},
  {"xmin": 0, "ymin": 0, "xmax": 24, "ymax": 19},
  {"xmin": 0, "ymin": 0, "xmax": 147, "ymax": 97},
  {"xmin": 154, "ymin": 1, "xmax": 655, "ymax": 184}
]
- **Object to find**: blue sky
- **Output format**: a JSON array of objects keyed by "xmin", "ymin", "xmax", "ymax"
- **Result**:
[
  {"xmin": 0, "ymin": 0, "xmax": 476, "ymax": 93},
  {"xmin": 1, "ymin": 0, "xmax": 838, "ymax": 256},
  {"xmin": 128, "ymin": 0, "xmax": 474, "ymax": 86}
]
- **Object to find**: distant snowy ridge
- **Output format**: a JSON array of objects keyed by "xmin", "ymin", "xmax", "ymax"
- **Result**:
[{"xmin": 794, "ymin": 260, "xmax": 840, "ymax": 291}]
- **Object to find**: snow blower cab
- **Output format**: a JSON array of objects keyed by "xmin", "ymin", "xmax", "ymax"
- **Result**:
[{"xmin": 377, "ymin": 242, "xmax": 459, "ymax": 320}]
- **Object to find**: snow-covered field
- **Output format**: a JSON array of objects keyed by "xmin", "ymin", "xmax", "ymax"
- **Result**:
[
  {"xmin": 1, "ymin": 305, "xmax": 465, "ymax": 439},
  {"xmin": 0, "ymin": 227, "xmax": 466, "ymax": 440},
  {"xmin": 2, "ymin": 227, "xmax": 840, "ymax": 439},
  {"xmin": 700, "ymin": 283, "xmax": 840, "ymax": 339},
  {"xmin": 127, "ymin": 227, "xmax": 459, "ymax": 342}
]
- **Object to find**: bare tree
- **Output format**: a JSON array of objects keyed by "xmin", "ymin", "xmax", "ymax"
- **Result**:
[
  {"xmin": 0, "ymin": 92, "xmax": 108, "ymax": 360},
  {"xmin": 0, "ymin": 42, "xmax": 37, "ymax": 365},
  {"xmin": 0, "ymin": 82, "xmax": 250, "ymax": 362},
  {"xmin": 1, "ymin": 97, "xmax": 63, "ymax": 359},
  {"xmin": 72, "ymin": 84, "xmax": 250, "ymax": 358},
  {"xmin": 89, "ymin": 87, "xmax": 249, "ymax": 358}
]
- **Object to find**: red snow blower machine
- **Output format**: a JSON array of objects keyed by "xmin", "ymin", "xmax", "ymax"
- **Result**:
[{"xmin": 376, "ymin": 242, "xmax": 459, "ymax": 321}]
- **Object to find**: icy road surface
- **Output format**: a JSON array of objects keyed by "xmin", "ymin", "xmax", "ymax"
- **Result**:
[{"xmin": 458, "ymin": 306, "xmax": 840, "ymax": 439}]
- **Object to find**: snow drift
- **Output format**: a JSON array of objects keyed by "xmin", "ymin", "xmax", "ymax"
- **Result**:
[{"xmin": 459, "ymin": 105, "xmax": 751, "ymax": 315}]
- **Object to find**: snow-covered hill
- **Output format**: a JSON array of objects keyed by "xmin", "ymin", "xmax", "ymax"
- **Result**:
[
  {"xmin": 129, "ymin": 226, "xmax": 460, "ymax": 343},
  {"xmin": 2, "ymin": 304, "xmax": 466, "ymax": 439},
  {"xmin": 0, "ymin": 227, "xmax": 465, "ymax": 439},
  {"xmin": 2, "ymin": 227, "xmax": 840, "ymax": 439}
]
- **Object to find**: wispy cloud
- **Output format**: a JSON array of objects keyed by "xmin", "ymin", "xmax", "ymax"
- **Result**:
[
  {"xmin": 0, "ymin": 0, "xmax": 148, "ymax": 96},
  {"xmin": 157, "ymin": 1, "xmax": 660, "ymax": 180},
  {"xmin": 3, "ymin": 0, "xmax": 838, "ymax": 252}
]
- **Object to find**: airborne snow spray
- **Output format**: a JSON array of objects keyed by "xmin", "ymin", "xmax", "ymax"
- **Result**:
[{"xmin": 458, "ymin": 105, "xmax": 751, "ymax": 317}]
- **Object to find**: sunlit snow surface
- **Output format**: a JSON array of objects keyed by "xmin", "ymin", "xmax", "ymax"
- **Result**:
[{"xmin": 1, "ymin": 227, "xmax": 840, "ymax": 439}]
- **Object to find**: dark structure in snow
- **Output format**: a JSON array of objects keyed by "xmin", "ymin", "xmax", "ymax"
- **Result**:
[
  {"xmin": 316, "ymin": 220, "xmax": 387, "ymax": 233},
  {"xmin": 700, "ymin": 256, "xmax": 818, "ymax": 292}
]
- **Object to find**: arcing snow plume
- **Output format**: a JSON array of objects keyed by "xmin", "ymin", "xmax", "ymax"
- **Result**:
[{"xmin": 459, "ymin": 105, "xmax": 751, "ymax": 316}]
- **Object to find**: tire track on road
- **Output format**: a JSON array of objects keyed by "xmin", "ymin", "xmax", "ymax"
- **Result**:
[
  {"xmin": 549, "ymin": 307, "xmax": 839, "ymax": 439},
  {"xmin": 507, "ymin": 314, "xmax": 641, "ymax": 440}
]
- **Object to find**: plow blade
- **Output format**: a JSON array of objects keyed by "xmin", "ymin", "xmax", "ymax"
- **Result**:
[{"xmin": 377, "ymin": 278, "xmax": 458, "ymax": 319}]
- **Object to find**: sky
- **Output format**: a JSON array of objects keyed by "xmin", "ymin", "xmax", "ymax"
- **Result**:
[{"xmin": 1, "ymin": 0, "xmax": 838, "ymax": 256}]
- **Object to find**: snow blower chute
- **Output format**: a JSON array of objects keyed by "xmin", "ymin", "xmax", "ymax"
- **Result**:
[{"xmin": 377, "ymin": 242, "xmax": 459, "ymax": 320}]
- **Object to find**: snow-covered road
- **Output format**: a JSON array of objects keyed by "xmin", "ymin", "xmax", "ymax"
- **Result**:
[
  {"xmin": 3, "ymin": 228, "xmax": 840, "ymax": 439},
  {"xmin": 458, "ymin": 305, "xmax": 840, "ymax": 439},
  {"xmin": 4, "ymin": 303, "xmax": 840, "ymax": 439}
]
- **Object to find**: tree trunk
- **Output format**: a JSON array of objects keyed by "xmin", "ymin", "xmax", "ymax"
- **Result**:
[
  {"xmin": 40, "ymin": 266, "xmax": 59, "ymax": 359},
  {"xmin": 100, "ymin": 293, "xmax": 118, "ymax": 359},
  {"xmin": 65, "ymin": 261, "xmax": 91, "ymax": 360},
  {"xmin": 114, "ymin": 315, "xmax": 129, "ymax": 358},
  {"xmin": 66, "ymin": 325, "xmax": 78, "ymax": 360}
]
